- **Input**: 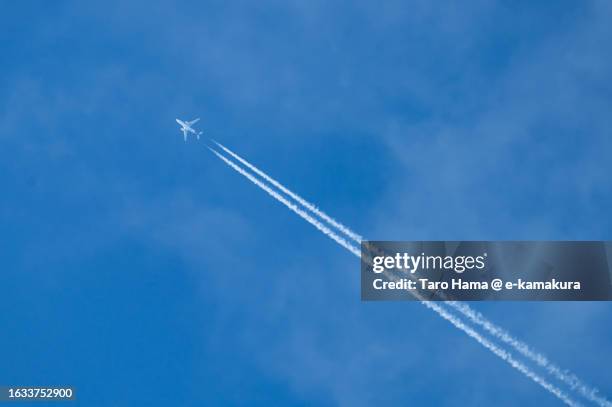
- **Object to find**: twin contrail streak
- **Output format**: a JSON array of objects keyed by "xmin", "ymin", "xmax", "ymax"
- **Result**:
[
  {"xmin": 212, "ymin": 140, "xmax": 364, "ymax": 242},
  {"xmin": 419, "ymin": 301, "xmax": 581, "ymax": 406},
  {"xmin": 207, "ymin": 147, "xmax": 361, "ymax": 257},
  {"xmin": 208, "ymin": 144, "xmax": 588, "ymax": 406},
  {"xmin": 445, "ymin": 301, "xmax": 611, "ymax": 407},
  {"xmin": 210, "ymin": 142, "xmax": 611, "ymax": 407},
  {"xmin": 212, "ymin": 140, "xmax": 610, "ymax": 405}
]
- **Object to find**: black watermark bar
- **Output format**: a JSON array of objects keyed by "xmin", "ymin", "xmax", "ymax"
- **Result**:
[{"xmin": 361, "ymin": 241, "xmax": 612, "ymax": 301}]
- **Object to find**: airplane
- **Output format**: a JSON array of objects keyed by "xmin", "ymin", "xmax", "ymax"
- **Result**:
[{"xmin": 176, "ymin": 118, "xmax": 203, "ymax": 141}]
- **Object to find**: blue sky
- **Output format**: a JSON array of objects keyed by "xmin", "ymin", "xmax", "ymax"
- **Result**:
[{"xmin": 1, "ymin": 1, "xmax": 611, "ymax": 405}]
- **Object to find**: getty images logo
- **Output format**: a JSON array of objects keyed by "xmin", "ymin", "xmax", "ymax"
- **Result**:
[{"xmin": 371, "ymin": 252, "xmax": 488, "ymax": 274}]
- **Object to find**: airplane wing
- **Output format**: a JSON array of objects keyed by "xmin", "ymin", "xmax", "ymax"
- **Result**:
[
  {"xmin": 182, "ymin": 128, "xmax": 188, "ymax": 141},
  {"xmin": 187, "ymin": 118, "xmax": 200, "ymax": 126}
]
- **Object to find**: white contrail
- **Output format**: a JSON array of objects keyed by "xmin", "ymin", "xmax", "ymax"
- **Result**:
[
  {"xmin": 446, "ymin": 301, "xmax": 611, "ymax": 407},
  {"xmin": 209, "ymin": 141, "xmax": 609, "ymax": 407},
  {"xmin": 212, "ymin": 140, "xmax": 364, "ymax": 242},
  {"xmin": 208, "ymin": 147, "xmax": 361, "ymax": 257},
  {"xmin": 420, "ymin": 301, "xmax": 581, "ymax": 407},
  {"xmin": 210, "ymin": 147, "xmax": 582, "ymax": 407}
]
